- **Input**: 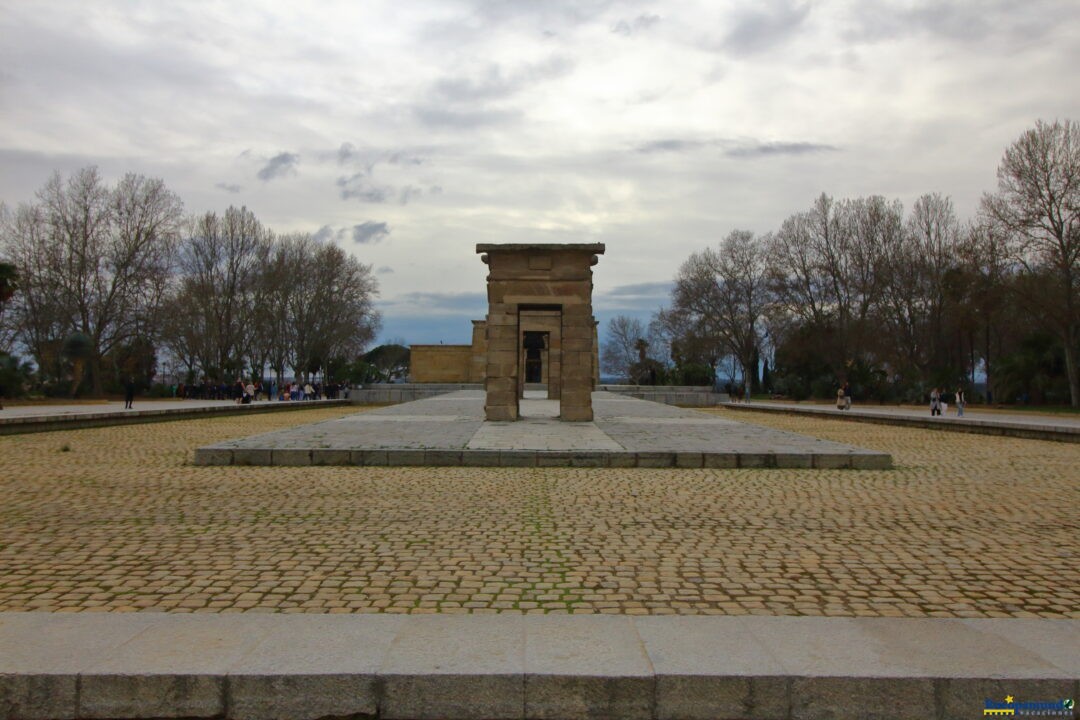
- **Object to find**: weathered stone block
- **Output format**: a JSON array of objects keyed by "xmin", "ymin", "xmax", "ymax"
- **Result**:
[
  {"xmin": 813, "ymin": 454, "xmax": 851, "ymax": 469},
  {"xmin": 738, "ymin": 454, "xmax": 774, "ymax": 468},
  {"xmin": 272, "ymin": 449, "xmax": 312, "ymax": 466},
  {"xmin": 0, "ymin": 674, "xmax": 77, "ymax": 720},
  {"xmin": 675, "ymin": 452, "xmax": 703, "ymax": 468},
  {"xmin": 232, "ymin": 448, "xmax": 272, "ymax": 466},
  {"xmin": 79, "ymin": 674, "xmax": 224, "ymax": 719},
  {"xmin": 193, "ymin": 448, "xmax": 232, "ymax": 466},
  {"xmin": 310, "ymin": 449, "xmax": 351, "ymax": 466},
  {"xmin": 703, "ymin": 453, "xmax": 739, "ymax": 469},
  {"xmin": 228, "ymin": 675, "xmax": 378, "ymax": 720},
  {"xmin": 559, "ymin": 405, "xmax": 593, "ymax": 422},
  {"xmin": 387, "ymin": 451, "xmax": 426, "ymax": 466},
  {"xmin": 790, "ymin": 677, "xmax": 935, "ymax": 720}
]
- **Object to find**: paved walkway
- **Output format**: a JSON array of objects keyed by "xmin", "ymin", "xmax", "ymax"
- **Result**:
[
  {"xmin": 1, "ymin": 613, "xmax": 1075, "ymax": 720},
  {"xmin": 0, "ymin": 398, "xmax": 335, "ymax": 418},
  {"xmin": 195, "ymin": 391, "xmax": 892, "ymax": 468},
  {"xmin": 744, "ymin": 399, "xmax": 1080, "ymax": 428}
]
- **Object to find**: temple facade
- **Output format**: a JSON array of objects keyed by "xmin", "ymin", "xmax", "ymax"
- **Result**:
[{"xmin": 409, "ymin": 243, "xmax": 603, "ymax": 421}]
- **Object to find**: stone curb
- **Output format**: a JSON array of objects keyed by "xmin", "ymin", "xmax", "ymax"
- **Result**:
[
  {"xmin": 0, "ymin": 615, "xmax": 1075, "ymax": 719},
  {"xmin": 724, "ymin": 403, "xmax": 1080, "ymax": 444},
  {"xmin": 0, "ymin": 400, "xmax": 353, "ymax": 436},
  {"xmin": 194, "ymin": 447, "xmax": 892, "ymax": 469}
]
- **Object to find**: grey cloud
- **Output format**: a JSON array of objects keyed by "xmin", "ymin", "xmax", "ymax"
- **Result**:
[
  {"xmin": 432, "ymin": 56, "xmax": 574, "ymax": 103},
  {"xmin": 376, "ymin": 266, "xmax": 394, "ymax": 274},
  {"xmin": 387, "ymin": 151, "xmax": 425, "ymax": 166},
  {"xmin": 399, "ymin": 185, "xmax": 424, "ymax": 204},
  {"xmin": 313, "ymin": 224, "xmax": 336, "ymax": 243},
  {"xmin": 611, "ymin": 14, "xmax": 661, "ymax": 37},
  {"xmin": 413, "ymin": 105, "xmax": 521, "ymax": 129},
  {"xmin": 636, "ymin": 139, "xmax": 713, "ymax": 154},
  {"xmin": 725, "ymin": 141, "xmax": 838, "ymax": 158},
  {"xmin": 472, "ymin": 0, "xmax": 615, "ymax": 29},
  {"xmin": 414, "ymin": 56, "xmax": 573, "ymax": 129},
  {"xmin": 388, "ymin": 291, "xmax": 487, "ymax": 313},
  {"xmin": 337, "ymin": 173, "xmax": 393, "ymax": 202},
  {"xmin": 594, "ymin": 282, "xmax": 673, "ymax": 312},
  {"xmin": 634, "ymin": 137, "xmax": 837, "ymax": 157},
  {"xmin": 843, "ymin": 0, "xmax": 1068, "ymax": 44},
  {"xmin": 337, "ymin": 142, "xmax": 358, "ymax": 164},
  {"xmin": 595, "ymin": 282, "xmax": 673, "ymax": 311},
  {"xmin": 257, "ymin": 152, "xmax": 299, "ymax": 181},
  {"xmin": 720, "ymin": 0, "xmax": 812, "ymax": 56},
  {"xmin": 603, "ymin": 281, "xmax": 674, "ymax": 298},
  {"xmin": 215, "ymin": 182, "xmax": 241, "ymax": 193},
  {"xmin": 352, "ymin": 221, "xmax": 390, "ymax": 244}
]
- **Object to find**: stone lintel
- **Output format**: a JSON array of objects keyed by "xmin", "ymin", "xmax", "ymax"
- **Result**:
[{"xmin": 477, "ymin": 243, "xmax": 605, "ymax": 254}]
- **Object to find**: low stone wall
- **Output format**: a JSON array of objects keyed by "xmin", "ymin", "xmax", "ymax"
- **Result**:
[
  {"xmin": 724, "ymin": 403, "xmax": 1080, "ymax": 444},
  {"xmin": 0, "ymin": 400, "xmax": 352, "ymax": 436},
  {"xmin": 599, "ymin": 386, "xmax": 729, "ymax": 407},
  {"xmin": 349, "ymin": 384, "xmax": 482, "ymax": 404}
]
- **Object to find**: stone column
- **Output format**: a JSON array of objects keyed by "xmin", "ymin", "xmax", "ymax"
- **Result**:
[
  {"xmin": 484, "ymin": 301, "xmax": 519, "ymax": 421},
  {"xmin": 560, "ymin": 303, "xmax": 595, "ymax": 421}
]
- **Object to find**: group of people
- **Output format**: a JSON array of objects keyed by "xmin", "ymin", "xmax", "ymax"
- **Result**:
[
  {"xmin": 170, "ymin": 379, "xmax": 352, "ymax": 403},
  {"xmin": 929, "ymin": 387, "xmax": 966, "ymax": 417},
  {"xmin": 836, "ymin": 382, "xmax": 968, "ymax": 417}
]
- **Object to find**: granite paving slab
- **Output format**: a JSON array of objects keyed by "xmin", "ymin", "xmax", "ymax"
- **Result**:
[
  {"xmin": 1, "ymin": 614, "xmax": 1075, "ymax": 720},
  {"xmin": 194, "ymin": 390, "xmax": 891, "ymax": 468}
]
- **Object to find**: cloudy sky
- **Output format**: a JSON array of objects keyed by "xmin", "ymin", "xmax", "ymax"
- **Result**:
[{"xmin": 2, "ymin": 1, "xmax": 1078, "ymax": 344}]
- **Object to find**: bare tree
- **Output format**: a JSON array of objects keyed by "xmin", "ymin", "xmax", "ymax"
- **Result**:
[
  {"xmin": 601, "ymin": 315, "xmax": 648, "ymax": 382},
  {"xmin": 674, "ymin": 230, "xmax": 770, "ymax": 400},
  {"xmin": 2, "ymin": 168, "xmax": 183, "ymax": 394},
  {"xmin": 875, "ymin": 194, "xmax": 960, "ymax": 382},
  {"xmin": 174, "ymin": 206, "xmax": 266, "ymax": 380},
  {"xmin": 982, "ymin": 119, "xmax": 1080, "ymax": 406}
]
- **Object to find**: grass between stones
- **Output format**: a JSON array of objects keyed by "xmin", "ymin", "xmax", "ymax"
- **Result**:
[{"xmin": 0, "ymin": 404, "xmax": 1076, "ymax": 617}]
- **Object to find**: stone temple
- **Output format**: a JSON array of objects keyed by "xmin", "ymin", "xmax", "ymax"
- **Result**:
[
  {"xmin": 195, "ymin": 241, "xmax": 891, "ymax": 469},
  {"xmin": 410, "ymin": 243, "xmax": 604, "ymax": 422}
]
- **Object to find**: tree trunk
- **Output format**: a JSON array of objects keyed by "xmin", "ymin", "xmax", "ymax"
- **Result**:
[
  {"xmin": 70, "ymin": 359, "xmax": 84, "ymax": 398},
  {"xmin": 1064, "ymin": 325, "xmax": 1080, "ymax": 407},
  {"xmin": 90, "ymin": 356, "xmax": 104, "ymax": 397}
]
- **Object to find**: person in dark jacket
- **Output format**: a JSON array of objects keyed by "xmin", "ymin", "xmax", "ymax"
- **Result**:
[{"xmin": 123, "ymin": 376, "xmax": 136, "ymax": 409}]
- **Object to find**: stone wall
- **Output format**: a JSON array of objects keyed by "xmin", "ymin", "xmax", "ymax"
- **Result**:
[{"xmin": 409, "ymin": 345, "xmax": 473, "ymax": 383}]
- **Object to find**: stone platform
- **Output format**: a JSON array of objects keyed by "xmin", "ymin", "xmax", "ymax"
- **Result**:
[
  {"xmin": 1, "ymin": 613, "xmax": 1075, "ymax": 720},
  {"xmin": 194, "ymin": 391, "xmax": 891, "ymax": 469}
]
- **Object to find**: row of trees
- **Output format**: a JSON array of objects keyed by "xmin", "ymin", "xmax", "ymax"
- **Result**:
[
  {"xmin": 603, "ymin": 119, "xmax": 1079, "ymax": 406},
  {"xmin": 0, "ymin": 167, "xmax": 381, "ymax": 397}
]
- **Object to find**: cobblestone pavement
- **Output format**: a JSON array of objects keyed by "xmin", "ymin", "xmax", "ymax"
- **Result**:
[{"xmin": 0, "ymin": 406, "xmax": 1076, "ymax": 617}]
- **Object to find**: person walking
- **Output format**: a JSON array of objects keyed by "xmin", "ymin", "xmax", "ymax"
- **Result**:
[
  {"xmin": 930, "ymin": 387, "xmax": 941, "ymax": 416},
  {"xmin": 842, "ymin": 381, "xmax": 852, "ymax": 410},
  {"xmin": 955, "ymin": 387, "xmax": 965, "ymax": 417},
  {"xmin": 123, "ymin": 375, "xmax": 136, "ymax": 409}
]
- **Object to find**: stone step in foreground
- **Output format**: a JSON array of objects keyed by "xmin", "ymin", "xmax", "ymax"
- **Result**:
[
  {"xmin": 195, "ymin": 391, "xmax": 892, "ymax": 469},
  {"xmin": 0, "ymin": 614, "xmax": 1075, "ymax": 720}
]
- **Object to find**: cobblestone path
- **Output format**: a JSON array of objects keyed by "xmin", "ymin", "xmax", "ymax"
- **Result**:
[{"xmin": 0, "ymin": 405, "xmax": 1076, "ymax": 617}]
